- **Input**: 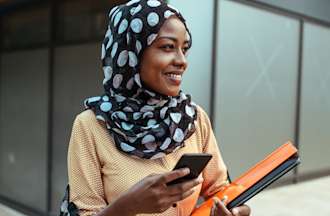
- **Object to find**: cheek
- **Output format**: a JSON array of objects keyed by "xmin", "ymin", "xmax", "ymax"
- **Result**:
[
  {"xmin": 141, "ymin": 54, "xmax": 172, "ymax": 81},
  {"xmin": 150, "ymin": 54, "xmax": 172, "ymax": 72}
]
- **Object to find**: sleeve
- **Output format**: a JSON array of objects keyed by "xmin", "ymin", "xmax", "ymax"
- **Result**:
[
  {"xmin": 198, "ymin": 107, "xmax": 229, "ymax": 200},
  {"xmin": 67, "ymin": 114, "xmax": 108, "ymax": 216}
]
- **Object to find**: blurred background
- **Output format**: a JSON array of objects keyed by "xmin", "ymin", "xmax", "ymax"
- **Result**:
[{"xmin": 0, "ymin": 0, "xmax": 329, "ymax": 215}]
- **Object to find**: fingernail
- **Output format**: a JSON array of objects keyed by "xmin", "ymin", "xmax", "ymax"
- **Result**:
[
  {"xmin": 212, "ymin": 197, "xmax": 220, "ymax": 204},
  {"xmin": 232, "ymin": 208, "xmax": 239, "ymax": 215},
  {"xmin": 183, "ymin": 168, "xmax": 190, "ymax": 174},
  {"xmin": 221, "ymin": 195, "xmax": 228, "ymax": 203}
]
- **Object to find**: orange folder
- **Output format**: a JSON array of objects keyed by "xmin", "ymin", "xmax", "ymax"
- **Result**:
[{"xmin": 192, "ymin": 141, "xmax": 300, "ymax": 215}]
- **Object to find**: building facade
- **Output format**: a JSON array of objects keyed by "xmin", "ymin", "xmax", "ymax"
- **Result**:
[{"xmin": 0, "ymin": 0, "xmax": 329, "ymax": 215}]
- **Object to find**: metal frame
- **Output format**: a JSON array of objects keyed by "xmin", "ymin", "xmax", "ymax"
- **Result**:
[
  {"xmin": 209, "ymin": 0, "xmax": 220, "ymax": 124},
  {"xmin": 0, "ymin": 9, "xmax": 3, "ymax": 187},
  {"xmin": 1, "ymin": 43, "xmax": 49, "ymax": 53},
  {"xmin": 0, "ymin": 12, "xmax": 2, "ymax": 96},
  {"xmin": 46, "ymin": 0, "xmax": 56, "ymax": 214},
  {"xmin": 293, "ymin": 20, "xmax": 304, "ymax": 183}
]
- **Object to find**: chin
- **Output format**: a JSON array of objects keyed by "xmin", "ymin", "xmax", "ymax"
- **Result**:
[{"xmin": 165, "ymin": 89, "xmax": 180, "ymax": 97}]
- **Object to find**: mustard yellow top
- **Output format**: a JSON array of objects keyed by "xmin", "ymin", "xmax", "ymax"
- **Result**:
[{"xmin": 68, "ymin": 106, "xmax": 228, "ymax": 216}]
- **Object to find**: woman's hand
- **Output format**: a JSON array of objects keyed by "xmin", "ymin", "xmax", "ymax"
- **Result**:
[
  {"xmin": 117, "ymin": 168, "xmax": 203, "ymax": 215},
  {"xmin": 210, "ymin": 197, "xmax": 251, "ymax": 216}
]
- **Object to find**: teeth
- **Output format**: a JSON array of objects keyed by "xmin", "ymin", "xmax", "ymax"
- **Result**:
[{"xmin": 167, "ymin": 73, "xmax": 182, "ymax": 80}]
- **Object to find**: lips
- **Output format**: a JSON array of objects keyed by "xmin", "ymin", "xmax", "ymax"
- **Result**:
[
  {"xmin": 164, "ymin": 71, "xmax": 183, "ymax": 85},
  {"xmin": 167, "ymin": 73, "xmax": 182, "ymax": 80},
  {"xmin": 164, "ymin": 71, "xmax": 184, "ymax": 77}
]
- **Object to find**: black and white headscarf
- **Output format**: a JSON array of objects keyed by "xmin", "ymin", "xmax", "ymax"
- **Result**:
[{"xmin": 85, "ymin": 0, "xmax": 197, "ymax": 159}]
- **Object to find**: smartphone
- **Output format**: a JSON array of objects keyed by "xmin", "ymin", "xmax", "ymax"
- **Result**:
[{"xmin": 167, "ymin": 153, "xmax": 212, "ymax": 186}]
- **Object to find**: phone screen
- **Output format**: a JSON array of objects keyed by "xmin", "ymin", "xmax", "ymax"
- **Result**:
[{"xmin": 167, "ymin": 153, "xmax": 212, "ymax": 186}]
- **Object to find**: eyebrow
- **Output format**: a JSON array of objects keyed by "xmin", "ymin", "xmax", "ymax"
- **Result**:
[{"xmin": 157, "ymin": 36, "xmax": 189, "ymax": 44}]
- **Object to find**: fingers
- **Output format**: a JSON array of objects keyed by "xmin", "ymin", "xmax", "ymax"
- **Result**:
[
  {"xmin": 167, "ymin": 187, "xmax": 196, "ymax": 204},
  {"xmin": 159, "ymin": 168, "xmax": 190, "ymax": 184},
  {"xmin": 212, "ymin": 197, "xmax": 251, "ymax": 216},
  {"xmin": 165, "ymin": 176, "xmax": 203, "ymax": 203},
  {"xmin": 231, "ymin": 205, "xmax": 251, "ymax": 216},
  {"xmin": 210, "ymin": 202, "xmax": 216, "ymax": 216},
  {"xmin": 166, "ymin": 176, "xmax": 203, "ymax": 196},
  {"xmin": 213, "ymin": 197, "xmax": 232, "ymax": 216}
]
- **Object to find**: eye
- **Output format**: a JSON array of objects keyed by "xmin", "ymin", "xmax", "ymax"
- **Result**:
[
  {"xmin": 160, "ymin": 44, "xmax": 175, "ymax": 51},
  {"xmin": 182, "ymin": 46, "xmax": 190, "ymax": 55}
]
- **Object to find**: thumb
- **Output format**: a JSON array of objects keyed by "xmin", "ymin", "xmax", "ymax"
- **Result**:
[{"xmin": 213, "ymin": 197, "xmax": 232, "ymax": 215}]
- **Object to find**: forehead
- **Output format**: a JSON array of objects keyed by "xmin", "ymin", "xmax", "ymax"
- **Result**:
[{"xmin": 157, "ymin": 16, "xmax": 187, "ymax": 38}]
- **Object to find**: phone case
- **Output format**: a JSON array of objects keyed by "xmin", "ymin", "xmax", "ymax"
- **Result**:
[
  {"xmin": 167, "ymin": 153, "xmax": 212, "ymax": 186},
  {"xmin": 191, "ymin": 141, "xmax": 300, "ymax": 216}
]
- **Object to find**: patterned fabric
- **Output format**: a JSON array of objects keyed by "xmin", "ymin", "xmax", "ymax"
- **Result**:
[
  {"xmin": 84, "ymin": 0, "xmax": 198, "ymax": 159},
  {"xmin": 59, "ymin": 185, "xmax": 79, "ymax": 216}
]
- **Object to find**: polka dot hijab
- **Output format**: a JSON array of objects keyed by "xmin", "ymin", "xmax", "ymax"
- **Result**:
[{"xmin": 84, "ymin": 0, "xmax": 197, "ymax": 159}]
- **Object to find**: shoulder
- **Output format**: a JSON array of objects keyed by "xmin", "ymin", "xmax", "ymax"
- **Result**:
[
  {"xmin": 75, "ymin": 109, "xmax": 97, "ymax": 123},
  {"xmin": 196, "ymin": 105, "xmax": 208, "ymax": 117},
  {"xmin": 72, "ymin": 109, "xmax": 105, "ymax": 132},
  {"xmin": 195, "ymin": 105, "xmax": 211, "ymax": 127},
  {"xmin": 193, "ymin": 105, "xmax": 213, "ymax": 141}
]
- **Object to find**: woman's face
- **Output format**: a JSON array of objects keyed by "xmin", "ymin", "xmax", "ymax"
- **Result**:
[{"xmin": 139, "ymin": 16, "xmax": 190, "ymax": 96}]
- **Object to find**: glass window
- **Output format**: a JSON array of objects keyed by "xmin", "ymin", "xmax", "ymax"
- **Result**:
[
  {"xmin": 299, "ymin": 23, "xmax": 330, "ymax": 173},
  {"xmin": 214, "ymin": 0, "xmax": 300, "ymax": 179},
  {"xmin": 56, "ymin": 0, "xmax": 125, "ymax": 43},
  {"xmin": 2, "ymin": 6, "xmax": 50, "ymax": 50},
  {"xmin": 0, "ymin": 49, "xmax": 49, "ymax": 212},
  {"xmin": 51, "ymin": 43, "xmax": 103, "ymax": 211}
]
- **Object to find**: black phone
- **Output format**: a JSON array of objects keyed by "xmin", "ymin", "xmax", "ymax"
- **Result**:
[{"xmin": 166, "ymin": 153, "xmax": 212, "ymax": 186}]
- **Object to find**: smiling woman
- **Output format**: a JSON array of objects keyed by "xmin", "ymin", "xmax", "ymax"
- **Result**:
[{"xmin": 58, "ymin": 0, "xmax": 250, "ymax": 216}]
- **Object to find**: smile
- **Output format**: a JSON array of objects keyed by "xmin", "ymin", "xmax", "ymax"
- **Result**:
[{"xmin": 164, "ymin": 73, "xmax": 182, "ymax": 85}]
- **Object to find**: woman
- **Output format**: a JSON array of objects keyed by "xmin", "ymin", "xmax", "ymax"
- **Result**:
[{"xmin": 59, "ymin": 0, "xmax": 251, "ymax": 215}]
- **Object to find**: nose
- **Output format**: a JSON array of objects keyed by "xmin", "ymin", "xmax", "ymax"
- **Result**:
[{"xmin": 173, "ymin": 49, "xmax": 187, "ymax": 70}]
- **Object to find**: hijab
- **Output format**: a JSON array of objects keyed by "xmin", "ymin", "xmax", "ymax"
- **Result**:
[{"xmin": 85, "ymin": 0, "xmax": 198, "ymax": 159}]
